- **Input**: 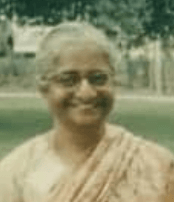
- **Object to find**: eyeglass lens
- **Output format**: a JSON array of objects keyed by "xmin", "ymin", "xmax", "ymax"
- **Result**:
[{"xmin": 52, "ymin": 72, "xmax": 110, "ymax": 87}]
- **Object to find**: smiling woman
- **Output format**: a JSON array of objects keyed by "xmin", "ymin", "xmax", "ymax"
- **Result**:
[{"xmin": 0, "ymin": 22, "xmax": 174, "ymax": 202}]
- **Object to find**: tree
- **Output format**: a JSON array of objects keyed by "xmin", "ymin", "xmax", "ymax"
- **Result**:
[
  {"xmin": 0, "ymin": 0, "xmax": 96, "ymax": 24},
  {"xmin": 144, "ymin": 0, "xmax": 174, "ymax": 38}
]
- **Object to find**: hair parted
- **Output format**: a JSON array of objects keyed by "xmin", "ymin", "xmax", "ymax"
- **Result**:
[{"xmin": 36, "ymin": 21, "xmax": 117, "ymax": 93}]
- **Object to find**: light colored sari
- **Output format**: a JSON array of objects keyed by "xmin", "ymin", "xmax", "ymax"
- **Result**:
[
  {"xmin": 46, "ymin": 127, "xmax": 138, "ymax": 202},
  {"xmin": 0, "ymin": 125, "xmax": 174, "ymax": 202}
]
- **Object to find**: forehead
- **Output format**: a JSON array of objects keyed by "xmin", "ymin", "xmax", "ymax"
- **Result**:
[{"xmin": 49, "ymin": 40, "xmax": 110, "ymax": 72}]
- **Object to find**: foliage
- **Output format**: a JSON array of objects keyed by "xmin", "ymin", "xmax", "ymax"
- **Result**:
[
  {"xmin": 1, "ymin": 0, "xmax": 174, "ymax": 38},
  {"xmin": 144, "ymin": 0, "xmax": 174, "ymax": 38},
  {"xmin": 95, "ymin": 0, "xmax": 147, "ymax": 36},
  {"xmin": 0, "ymin": 0, "xmax": 95, "ymax": 23}
]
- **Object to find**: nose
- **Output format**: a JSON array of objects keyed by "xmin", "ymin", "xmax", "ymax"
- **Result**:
[{"xmin": 75, "ymin": 79, "xmax": 97, "ymax": 102}]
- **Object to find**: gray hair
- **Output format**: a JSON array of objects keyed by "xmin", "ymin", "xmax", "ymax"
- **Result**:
[{"xmin": 36, "ymin": 21, "xmax": 116, "ymax": 92}]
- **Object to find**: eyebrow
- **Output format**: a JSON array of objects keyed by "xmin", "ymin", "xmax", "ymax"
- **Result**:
[
  {"xmin": 56, "ymin": 70, "xmax": 77, "ymax": 74},
  {"xmin": 58, "ymin": 69, "xmax": 110, "ymax": 75}
]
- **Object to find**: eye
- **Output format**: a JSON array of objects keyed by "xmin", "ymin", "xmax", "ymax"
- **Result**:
[
  {"xmin": 56, "ymin": 73, "xmax": 79, "ymax": 87},
  {"xmin": 89, "ymin": 72, "xmax": 109, "ymax": 86}
]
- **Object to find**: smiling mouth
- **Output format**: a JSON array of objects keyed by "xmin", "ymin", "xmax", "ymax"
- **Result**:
[
  {"xmin": 78, "ymin": 105, "xmax": 96, "ymax": 112},
  {"xmin": 73, "ymin": 104, "xmax": 96, "ymax": 110},
  {"xmin": 68, "ymin": 97, "xmax": 108, "ymax": 108}
]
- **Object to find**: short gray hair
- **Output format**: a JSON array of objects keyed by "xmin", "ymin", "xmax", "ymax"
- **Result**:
[{"xmin": 36, "ymin": 21, "xmax": 116, "ymax": 92}]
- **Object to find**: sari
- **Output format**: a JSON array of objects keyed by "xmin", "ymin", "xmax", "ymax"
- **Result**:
[
  {"xmin": 0, "ymin": 125, "xmax": 174, "ymax": 202},
  {"xmin": 46, "ymin": 126, "xmax": 139, "ymax": 202}
]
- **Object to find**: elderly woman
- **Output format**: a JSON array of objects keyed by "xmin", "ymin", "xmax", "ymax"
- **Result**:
[{"xmin": 0, "ymin": 22, "xmax": 174, "ymax": 202}]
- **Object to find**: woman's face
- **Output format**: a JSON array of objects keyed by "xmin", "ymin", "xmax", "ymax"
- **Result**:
[{"xmin": 44, "ymin": 42, "xmax": 115, "ymax": 126}]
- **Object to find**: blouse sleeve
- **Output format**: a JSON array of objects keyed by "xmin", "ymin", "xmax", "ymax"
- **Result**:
[
  {"xmin": 0, "ymin": 138, "xmax": 36, "ymax": 202},
  {"xmin": 164, "ymin": 160, "xmax": 174, "ymax": 202},
  {"xmin": 0, "ymin": 150, "xmax": 24, "ymax": 202},
  {"xmin": 138, "ymin": 138, "xmax": 174, "ymax": 202}
]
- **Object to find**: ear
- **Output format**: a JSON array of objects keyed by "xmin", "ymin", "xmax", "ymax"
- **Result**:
[
  {"xmin": 36, "ymin": 87, "xmax": 50, "ymax": 102},
  {"xmin": 36, "ymin": 91, "xmax": 42, "ymax": 99},
  {"xmin": 37, "ymin": 90, "xmax": 51, "ymax": 110},
  {"xmin": 110, "ymin": 76, "xmax": 118, "ymax": 96},
  {"xmin": 110, "ymin": 75, "xmax": 117, "ymax": 87}
]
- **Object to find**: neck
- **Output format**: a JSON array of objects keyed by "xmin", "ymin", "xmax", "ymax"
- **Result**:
[{"xmin": 50, "ymin": 121, "xmax": 106, "ymax": 166}]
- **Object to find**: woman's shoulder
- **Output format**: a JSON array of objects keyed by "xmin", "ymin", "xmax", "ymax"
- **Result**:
[
  {"xmin": 108, "ymin": 124, "xmax": 174, "ymax": 167},
  {"xmin": 110, "ymin": 124, "xmax": 174, "ymax": 195},
  {"xmin": 139, "ymin": 137, "xmax": 174, "ymax": 164},
  {"xmin": 0, "ymin": 133, "xmax": 49, "ymax": 174}
]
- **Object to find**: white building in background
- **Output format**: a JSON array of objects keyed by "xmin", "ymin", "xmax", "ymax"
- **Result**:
[
  {"xmin": 0, "ymin": 14, "xmax": 52, "ymax": 55},
  {"xmin": 0, "ymin": 15, "xmax": 13, "ymax": 55},
  {"xmin": 13, "ymin": 23, "xmax": 52, "ymax": 55}
]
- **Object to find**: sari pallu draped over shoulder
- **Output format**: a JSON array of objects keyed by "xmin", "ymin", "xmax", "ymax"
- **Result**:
[{"xmin": 46, "ymin": 127, "xmax": 140, "ymax": 202}]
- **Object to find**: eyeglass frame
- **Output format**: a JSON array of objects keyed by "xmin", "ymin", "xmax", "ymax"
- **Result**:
[{"xmin": 40, "ymin": 69, "xmax": 115, "ymax": 89}]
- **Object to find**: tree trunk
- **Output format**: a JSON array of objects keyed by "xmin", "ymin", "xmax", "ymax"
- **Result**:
[
  {"xmin": 144, "ymin": 38, "xmax": 155, "ymax": 91},
  {"xmin": 154, "ymin": 39, "xmax": 163, "ymax": 95}
]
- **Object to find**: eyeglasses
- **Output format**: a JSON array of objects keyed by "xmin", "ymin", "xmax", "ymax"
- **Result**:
[{"xmin": 46, "ymin": 71, "xmax": 112, "ymax": 88}]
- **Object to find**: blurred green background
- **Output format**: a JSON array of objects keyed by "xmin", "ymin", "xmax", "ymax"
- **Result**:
[{"xmin": 0, "ymin": 97, "xmax": 174, "ymax": 159}]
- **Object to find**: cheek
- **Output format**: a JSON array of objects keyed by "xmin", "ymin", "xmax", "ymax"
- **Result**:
[
  {"xmin": 48, "ymin": 88, "xmax": 72, "ymax": 110},
  {"xmin": 97, "ymin": 87, "xmax": 115, "ymax": 114}
]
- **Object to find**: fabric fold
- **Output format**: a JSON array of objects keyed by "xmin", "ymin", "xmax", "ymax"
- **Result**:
[{"xmin": 46, "ymin": 128, "xmax": 139, "ymax": 202}]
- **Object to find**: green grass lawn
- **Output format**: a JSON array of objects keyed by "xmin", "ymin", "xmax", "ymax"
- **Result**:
[{"xmin": 0, "ymin": 97, "xmax": 174, "ymax": 159}]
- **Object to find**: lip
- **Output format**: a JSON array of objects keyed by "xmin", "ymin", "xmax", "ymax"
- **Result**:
[
  {"xmin": 79, "ymin": 105, "xmax": 97, "ymax": 111},
  {"xmin": 70, "ymin": 100, "xmax": 101, "ymax": 107},
  {"xmin": 73, "ymin": 103, "xmax": 95, "ymax": 109},
  {"xmin": 68, "ymin": 102, "xmax": 100, "ymax": 111}
]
